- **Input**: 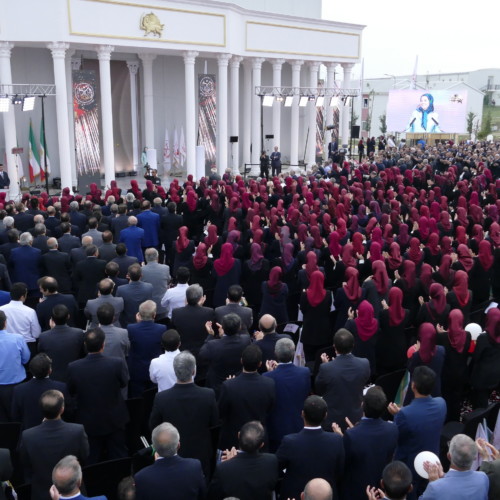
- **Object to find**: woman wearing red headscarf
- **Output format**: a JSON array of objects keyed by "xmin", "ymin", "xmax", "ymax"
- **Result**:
[
  {"xmin": 416, "ymin": 283, "xmax": 450, "ymax": 328},
  {"xmin": 189, "ymin": 243, "xmax": 215, "ymax": 307},
  {"xmin": 298, "ymin": 251, "xmax": 324, "ymax": 290},
  {"xmin": 204, "ymin": 223, "xmax": 222, "ymax": 259},
  {"xmin": 362, "ymin": 260, "xmax": 391, "ymax": 320},
  {"xmin": 173, "ymin": 226, "xmax": 195, "ymax": 274},
  {"xmin": 405, "ymin": 237, "xmax": 424, "ymax": 267},
  {"xmin": 300, "ymin": 270, "xmax": 332, "ymax": 361},
  {"xmin": 334, "ymin": 267, "xmax": 366, "ymax": 331},
  {"xmin": 436, "ymin": 309, "xmax": 471, "ymax": 421},
  {"xmin": 394, "ymin": 260, "xmax": 421, "ymax": 324},
  {"xmin": 470, "ymin": 308, "xmax": 500, "ymax": 408},
  {"xmin": 452, "ymin": 244, "xmax": 474, "ymax": 275},
  {"xmin": 423, "ymin": 233, "xmax": 441, "ymax": 268},
  {"xmin": 470, "ymin": 239, "xmax": 493, "ymax": 308},
  {"xmin": 433, "ymin": 254, "xmax": 455, "ymax": 289},
  {"xmin": 212, "ymin": 242, "xmax": 241, "ymax": 308},
  {"xmin": 377, "ymin": 287, "xmax": 410, "ymax": 374},
  {"xmin": 445, "ymin": 270, "xmax": 472, "ymax": 324},
  {"xmin": 242, "ymin": 242, "xmax": 270, "ymax": 322},
  {"xmin": 259, "ymin": 266, "xmax": 288, "ymax": 325},
  {"xmin": 180, "ymin": 189, "xmax": 203, "ymax": 239}
]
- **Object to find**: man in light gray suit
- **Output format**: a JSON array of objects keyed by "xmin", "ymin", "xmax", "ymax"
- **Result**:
[
  {"xmin": 214, "ymin": 285, "xmax": 253, "ymax": 336},
  {"xmin": 97, "ymin": 303, "xmax": 130, "ymax": 360},
  {"xmin": 97, "ymin": 230, "xmax": 117, "ymax": 263},
  {"xmin": 141, "ymin": 248, "xmax": 170, "ymax": 322},
  {"xmin": 84, "ymin": 278, "xmax": 124, "ymax": 328},
  {"xmin": 81, "ymin": 217, "xmax": 103, "ymax": 247}
]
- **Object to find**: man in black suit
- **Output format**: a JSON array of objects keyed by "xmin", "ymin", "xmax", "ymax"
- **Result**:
[
  {"xmin": 104, "ymin": 261, "xmax": 128, "ymax": 292},
  {"xmin": 57, "ymin": 223, "xmax": 81, "ymax": 255},
  {"xmin": 110, "ymin": 204, "xmax": 130, "ymax": 244},
  {"xmin": 69, "ymin": 201, "xmax": 87, "ymax": 235},
  {"xmin": 315, "ymin": 329, "xmax": 370, "ymax": 431},
  {"xmin": 0, "ymin": 449, "xmax": 12, "ymax": 500},
  {"xmin": 171, "ymin": 284, "xmax": 214, "ymax": 357},
  {"xmin": 208, "ymin": 421, "xmax": 279, "ymax": 500},
  {"xmin": 37, "ymin": 304, "xmax": 85, "ymax": 383},
  {"xmin": 41, "ymin": 238, "xmax": 73, "ymax": 294},
  {"xmin": 214, "ymin": 285, "xmax": 253, "ymax": 336},
  {"xmin": 67, "ymin": 328, "xmax": 129, "ymax": 463},
  {"xmin": 69, "ymin": 236, "xmax": 93, "ymax": 271},
  {"xmin": 11, "ymin": 353, "xmax": 70, "ymax": 430},
  {"xmin": 0, "ymin": 164, "xmax": 10, "ymax": 189},
  {"xmin": 73, "ymin": 245, "xmax": 107, "ymax": 307},
  {"xmin": 149, "ymin": 351, "xmax": 218, "ymax": 478},
  {"xmin": 254, "ymin": 314, "xmax": 291, "ymax": 372},
  {"xmin": 0, "ymin": 229, "xmax": 20, "ymax": 262},
  {"xmin": 134, "ymin": 422, "xmax": 206, "ymax": 500},
  {"xmin": 31, "ymin": 222, "xmax": 50, "ymax": 254},
  {"xmin": 160, "ymin": 201, "xmax": 182, "ymax": 266},
  {"xmin": 13, "ymin": 202, "xmax": 34, "ymax": 233},
  {"xmin": 111, "ymin": 243, "xmax": 138, "ymax": 278},
  {"xmin": 276, "ymin": 395, "xmax": 345, "ymax": 500},
  {"xmin": 199, "ymin": 313, "xmax": 251, "ymax": 396},
  {"xmin": 19, "ymin": 390, "xmax": 89, "ymax": 500},
  {"xmin": 218, "ymin": 344, "xmax": 275, "ymax": 450},
  {"xmin": 36, "ymin": 277, "xmax": 79, "ymax": 331},
  {"xmin": 96, "ymin": 230, "xmax": 117, "ymax": 262},
  {"xmin": 43, "ymin": 207, "xmax": 60, "ymax": 236}
]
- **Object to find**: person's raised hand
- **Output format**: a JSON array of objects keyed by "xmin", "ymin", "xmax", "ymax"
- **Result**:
[
  {"xmin": 320, "ymin": 352, "xmax": 330, "ymax": 364},
  {"xmin": 418, "ymin": 296, "xmax": 424, "ymax": 305},
  {"xmin": 266, "ymin": 359, "xmax": 278, "ymax": 372},
  {"xmin": 387, "ymin": 402, "xmax": 400, "ymax": 415},
  {"xmin": 423, "ymin": 460, "xmax": 444, "ymax": 482},
  {"xmin": 205, "ymin": 321, "xmax": 215, "ymax": 336},
  {"xmin": 332, "ymin": 422, "xmax": 343, "ymax": 436},
  {"xmin": 366, "ymin": 486, "xmax": 385, "ymax": 500},
  {"xmin": 221, "ymin": 447, "xmax": 238, "ymax": 461},
  {"xmin": 253, "ymin": 330, "xmax": 264, "ymax": 341}
]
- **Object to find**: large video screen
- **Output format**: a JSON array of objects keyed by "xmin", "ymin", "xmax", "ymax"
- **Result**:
[{"xmin": 386, "ymin": 90, "xmax": 468, "ymax": 134}]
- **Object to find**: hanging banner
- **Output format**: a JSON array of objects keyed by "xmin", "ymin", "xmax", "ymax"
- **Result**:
[
  {"xmin": 197, "ymin": 74, "xmax": 216, "ymax": 164},
  {"xmin": 316, "ymin": 82, "xmax": 325, "ymax": 158},
  {"xmin": 73, "ymin": 70, "xmax": 100, "ymax": 175}
]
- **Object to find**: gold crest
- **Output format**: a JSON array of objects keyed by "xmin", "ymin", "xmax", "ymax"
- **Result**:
[{"xmin": 140, "ymin": 12, "xmax": 164, "ymax": 38}]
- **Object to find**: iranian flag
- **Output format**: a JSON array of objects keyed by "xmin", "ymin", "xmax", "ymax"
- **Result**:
[
  {"xmin": 173, "ymin": 127, "xmax": 180, "ymax": 170},
  {"xmin": 179, "ymin": 126, "xmax": 186, "ymax": 168},
  {"xmin": 163, "ymin": 129, "xmax": 171, "ymax": 172},
  {"xmin": 28, "ymin": 120, "xmax": 41, "ymax": 183},
  {"xmin": 39, "ymin": 117, "xmax": 51, "ymax": 181}
]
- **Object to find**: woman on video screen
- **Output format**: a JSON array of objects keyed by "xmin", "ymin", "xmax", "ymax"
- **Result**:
[{"xmin": 406, "ymin": 93, "xmax": 441, "ymax": 132}]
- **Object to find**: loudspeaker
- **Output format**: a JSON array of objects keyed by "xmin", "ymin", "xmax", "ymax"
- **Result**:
[
  {"xmin": 52, "ymin": 177, "xmax": 61, "ymax": 189},
  {"xmin": 229, "ymin": 136, "xmax": 238, "ymax": 143},
  {"xmin": 351, "ymin": 125, "xmax": 360, "ymax": 138},
  {"xmin": 265, "ymin": 134, "xmax": 274, "ymax": 139}
]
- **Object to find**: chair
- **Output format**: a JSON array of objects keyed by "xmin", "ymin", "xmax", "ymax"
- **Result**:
[{"xmin": 82, "ymin": 457, "xmax": 132, "ymax": 500}]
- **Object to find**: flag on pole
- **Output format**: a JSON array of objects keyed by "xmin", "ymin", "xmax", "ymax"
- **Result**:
[
  {"xmin": 471, "ymin": 422, "xmax": 489, "ymax": 471},
  {"xmin": 173, "ymin": 127, "xmax": 180, "ymax": 170},
  {"xmin": 15, "ymin": 143, "xmax": 25, "ymax": 180},
  {"xmin": 180, "ymin": 126, "xmax": 186, "ymax": 168},
  {"xmin": 411, "ymin": 55, "xmax": 419, "ymax": 90},
  {"xmin": 163, "ymin": 129, "xmax": 171, "ymax": 172},
  {"xmin": 28, "ymin": 120, "xmax": 41, "ymax": 183},
  {"xmin": 39, "ymin": 117, "xmax": 51, "ymax": 182}
]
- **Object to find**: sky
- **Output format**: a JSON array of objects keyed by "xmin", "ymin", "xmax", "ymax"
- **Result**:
[{"xmin": 322, "ymin": 0, "xmax": 498, "ymax": 80}]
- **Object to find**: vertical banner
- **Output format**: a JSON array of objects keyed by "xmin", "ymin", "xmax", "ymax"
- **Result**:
[
  {"xmin": 197, "ymin": 74, "xmax": 216, "ymax": 164},
  {"xmin": 73, "ymin": 70, "xmax": 100, "ymax": 175},
  {"xmin": 316, "ymin": 83, "xmax": 324, "ymax": 158}
]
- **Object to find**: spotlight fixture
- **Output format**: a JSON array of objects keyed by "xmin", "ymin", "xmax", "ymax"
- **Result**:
[
  {"xmin": 343, "ymin": 96, "xmax": 352, "ymax": 106},
  {"xmin": 308, "ymin": 95, "xmax": 315, "ymax": 101},
  {"xmin": 262, "ymin": 95, "xmax": 274, "ymax": 107},
  {"xmin": 275, "ymin": 95, "xmax": 284, "ymax": 102},
  {"xmin": 12, "ymin": 95, "xmax": 22, "ymax": 105},
  {"xmin": 0, "ymin": 96, "xmax": 9, "ymax": 112},
  {"xmin": 299, "ymin": 96, "xmax": 308, "ymax": 107},
  {"xmin": 22, "ymin": 96, "xmax": 36, "ymax": 111},
  {"xmin": 330, "ymin": 96, "xmax": 339, "ymax": 107},
  {"xmin": 284, "ymin": 96, "xmax": 294, "ymax": 107},
  {"xmin": 316, "ymin": 96, "xmax": 325, "ymax": 107}
]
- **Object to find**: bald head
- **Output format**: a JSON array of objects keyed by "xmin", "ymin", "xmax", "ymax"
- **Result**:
[
  {"xmin": 258, "ymin": 314, "xmax": 277, "ymax": 334},
  {"xmin": 82, "ymin": 235, "xmax": 93, "ymax": 247},
  {"xmin": 128, "ymin": 216, "xmax": 138, "ymax": 226},
  {"xmin": 302, "ymin": 478, "xmax": 333, "ymax": 500},
  {"xmin": 47, "ymin": 237, "xmax": 58, "ymax": 250}
]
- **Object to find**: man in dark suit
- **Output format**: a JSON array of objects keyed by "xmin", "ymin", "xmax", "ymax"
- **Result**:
[
  {"xmin": 263, "ymin": 338, "xmax": 311, "ymax": 452},
  {"xmin": 57, "ymin": 223, "xmax": 81, "ymax": 255},
  {"xmin": 276, "ymin": 395, "xmax": 345, "ymax": 500},
  {"xmin": 160, "ymin": 202, "xmax": 182, "ymax": 266},
  {"xmin": 171, "ymin": 284, "xmax": 214, "ymax": 357},
  {"xmin": 218, "ymin": 344, "xmax": 275, "ymax": 451},
  {"xmin": 96, "ymin": 230, "xmax": 117, "ymax": 262},
  {"xmin": 208, "ymin": 421, "xmax": 279, "ymax": 500},
  {"xmin": 9, "ymin": 232, "xmax": 42, "ymax": 297},
  {"xmin": 254, "ymin": 314, "xmax": 292, "ymax": 372},
  {"xmin": 41, "ymin": 238, "xmax": 73, "ymax": 294},
  {"xmin": 43, "ymin": 207, "xmax": 60, "ymax": 236},
  {"xmin": 0, "ymin": 448, "xmax": 12, "ymax": 500},
  {"xmin": 111, "ymin": 243, "xmax": 138, "ymax": 278},
  {"xmin": 84, "ymin": 278, "xmax": 124, "ymax": 328},
  {"xmin": 20, "ymin": 390, "xmax": 89, "ymax": 500},
  {"xmin": 0, "ymin": 229, "xmax": 20, "ymax": 262},
  {"xmin": 127, "ymin": 300, "xmax": 165, "ymax": 397},
  {"xmin": 118, "ymin": 216, "xmax": 144, "ymax": 263},
  {"xmin": 137, "ymin": 200, "xmax": 160, "ymax": 251},
  {"xmin": 104, "ymin": 261, "xmax": 128, "ymax": 292},
  {"xmin": 199, "ymin": 313, "xmax": 251, "ymax": 396},
  {"xmin": 69, "ymin": 236, "xmax": 93, "ymax": 271},
  {"xmin": 134, "ymin": 422, "xmax": 206, "ymax": 500},
  {"xmin": 116, "ymin": 263, "xmax": 153, "ymax": 326},
  {"xmin": 110, "ymin": 204, "xmax": 129, "ymax": 244},
  {"xmin": 336, "ymin": 386, "xmax": 399, "ymax": 500},
  {"xmin": 214, "ymin": 285, "xmax": 253, "ymax": 336},
  {"xmin": 73, "ymin": 245, "xmax": 107, "ymax": 307},
  {"xmin": 31, "ymin": 223, "xmax": 50, "ymax": 254},
  {"xmin": 36, "ymin": 277, "xmax": 79, "ymax": 331},
  {"xmin": 11, "ymin": 353, "xmax": 70, "ymax": 430},
  {"xmin": 67, "ymin": 328, "xmax": 129, "ymax": 463},
  {"xmin": 13, "ymin": 203, "xmax": 34, "ymax": 233},
  {"xmin": 315, "ymin": 329, "xmax": 370, "ymax": 431},
  {"xmin": 37, "ymin": 305, "xmax": 85, "ymax": 383},
  {"xmin": 149, "ymin": 351, "xmax": 218, "ymax": 477},
  {"xmin": 0, "ymin": 164, "xmax": 10, "ymax": 189},
  {"xmin": 69, "ymin": 201, "xmax": 87, "ymax": 235}
]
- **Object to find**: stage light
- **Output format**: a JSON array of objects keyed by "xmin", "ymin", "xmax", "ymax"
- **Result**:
[
  {"xmin": 330, "ymin": 97, "xmax": 339, "ymax": 107},
  {"xmin": 284, "ymin": 96, "xmax": 294, "ymax": 107},
  {"xmin": 316, "ymin": 96, "xmax": 324, "ymax": 107},
  {"xmin": 22, "ymin": 96, "xmax": 36, "ymax": 111},
  {"xmin": 299, "ymin": 96, "xmax": 308, "ymax": 107},
  {"xmin": 262, "ymin": 95, "xmax": 274, "ymax": 107},
  {"xmin": 0, "ymin": 97, "xmax": 9, "ymax": 112},
  {"xmin": 275, "ymin": 95, "xmax": 284, "ymax": 102},
  {"xmin": 308, "ymin": 95, "xmax": 315, "ymax": 101},
  {"xmin": 12, "ymin": 95, "xmax": 22, "ymax": 105},
  {"xmin": 343, "ymin": 96, "xmax": 352, "ymax": 106}
]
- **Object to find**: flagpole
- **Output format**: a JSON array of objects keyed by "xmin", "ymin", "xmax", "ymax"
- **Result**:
[{"xmin": 41, "ymin": 94, "xmax": 49, "ymax": 194}]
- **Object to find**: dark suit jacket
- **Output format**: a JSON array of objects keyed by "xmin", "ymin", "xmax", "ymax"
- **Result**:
[
  {"xmin": 32, "ymin": 235, "xmax": 49, "ymax": 254},
  {"xmin": 41, "ymin": 250, "xmax": 73, "ymax": 293},
  {"xmin": 58, "ymin": 233, "xmax": 81, "ymax": 254},
  {"xmin": 70, "ymin": 210, "xmax": 87, "ymax": 234},
  {"xmin": 134, "ymin": 455, "xmax": 206, "ymax": 500},
  {"xmin": 0, "ymin": 171, "xmax": 10, "ymax": 189},
  {"xmin": 208, "ymin": 452, "xmax": 278, "ymax": 500},
  {"xmin": 13, "ymin": 212, "xmax": 34, "ymax": 233},
  {"xmin": 110, "ymin": 215, "xmax": 129, "ymax": 243},
  {"xmin": 111, "ymin": 255, "xmax": 139, "ymax": 278},
  {"xmin": 315, "ymin": 353, "xmax": 370, "ymax": 430},
  {"xmin": 84, "ymin": 295, "xmax": 124, "ymax": 328},
  {"xmin": 37, "ymin": 326, "xmax": 85, "ymax": 382},
  {"xmin": 0, "ymin": 449, "xmax": 12, "ymax": 500},
  {"xmin": 137, "ymin": 210, "xmax": 160, "ymax": 248},
  {"xmin": 0, "ymin": 262, "xmax": 11, "ymax": 291},
  {"xmin": 20, "ymin": 419, "xmax": 89, "ymax": 500},
  {"xmin": 218, "ymin": 372, "xmax": 275, "ymax": 450},
  {"xmin": 36, "ymin": 294, "xmax": 79, "ymax": 331},
  {"xmin": 67, "ymin": 353, "xmax": 129, "ymax": 435},
  {"xmin": 44, "ymin": 216, "xmax": 60, "ymax": 235},
  {"xmin": 276, "ymin": 428, "xmax": 345, "ymax": 500},
  {"xmin": 171, "ymin": 304, "xmax": 215, "ymax": 357},
  {"xmin": 214, "ymin": 303, "xmax": 253, "ymax": 336},
  {"xmin": 9, "ymin": 246, "xmax": 41, "ymax": 291},
  {"xmin": 255, "ymin": 332, "xmax": 292, "ymax": 372},
  {"xmin": 160, "ymin": 212, "xmax": 183, "ymax": 247},
  {"xmin": 149, "ymin": 383, "xmax": 219, "ymax": 476},
  {"xmin": 96, "ymin": 242, "xmax": 117, "ymax": 262},
  {"xmin": 0, "ymin": 241, "xmax": 19, "ymax": 262},
  {"xmin": 116, "ymin": 281, "xmax": 153, "ymax": 326},
  {"xmin": 73, "ymin": 257, "xmax": 107, "ymax": 305}
]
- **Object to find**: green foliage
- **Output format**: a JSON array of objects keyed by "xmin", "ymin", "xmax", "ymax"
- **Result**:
[{"xmin": 379, "ymin": 114, "xmax": 387, "ymax": 134}]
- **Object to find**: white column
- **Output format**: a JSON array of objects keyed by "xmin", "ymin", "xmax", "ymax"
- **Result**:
[
  {"xmin": 306, "ymin": 61, "xmax": 320, "ymax": 167},
  {"xmin": 341, "ymin": 63, "xmax": 354, "ymax": 147},
  {"xmin": 271, "ymin": 59, "xmax": 285, "ymax": 150},
  {"xmin": 250, "ymin": 58, "xmax": 265, "ymax": 176},
  {"xmin": 242, "ymin": 60, "xmax": 252, "ymax": 169},
  {"xmin": 216, "ymin": 53, "xmax": 231, "ymax": 175},
  {"xmin": 0, "ymin": 42, "xmax": 19, "ymax": 199},
  {"xmin": 48, "ymin": 42, "xmax": 73, "ymax": 193},
  {"xmin": 139, "ymin": 53, "xmax": 156, "ymax": 151},
  {"xmin": 68, "ymin": 54, "xmax": 80, "ymax": 189},
  {"xmin": 324, "ymin": 62, "xmax": 337, "ymax": 159},
  {"xmin": 290, "ymin": 60, "xmax": 303, "ymax": 168},
  {"xmin": 127, "ymin": 61, "xmax": 140, "ymax": 172},
  {"xmin": 230, "ymin": 56, "xmax": 242, "ymax": 174},
  {"xmin": 96, "ymin": 45, "xmax": 115, "ymax": 188},
  {"xmin": 183, "ymin": 51, "xmax": 198, "ymax": 179}
]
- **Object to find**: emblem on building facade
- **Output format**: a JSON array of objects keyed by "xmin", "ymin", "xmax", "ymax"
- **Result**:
[{"xmin": 140, "ymin": 12, "xmax": 164, "ymax": 38}]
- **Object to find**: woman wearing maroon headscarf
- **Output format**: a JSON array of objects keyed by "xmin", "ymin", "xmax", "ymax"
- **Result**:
[
  {"xmin": 212, "ymin": 242, "xmax": 241, "ymax": 308},
  {"xmin": 173, "ymin": 226, "xmax": 195, "ymax": 274},
  {"xmin": 452, "ymin": 244, "xmax": 474, "ymax": 274},
  {"xmin": 204, "ymin": 223, "xmax": 222, "ymax": 259},
  {"xmin": 189, "ymin": 243, "xmax": 215, "ymax": 307},
  {"xmin": 362, "ymin": 260, "xmax": 391, "ymax": 320},
  {"xmin": 423, "ymin": 233, "xmax": 441, "ymax": 268},
  {"xmin": 259, "ymin": 266, "xmax": 288, "ymax": 325},
  {"xmin": 432, "ymin": 254, "xmax": 455, "ymax": 289},
  {"xmin": 242, "ymin": 242, "xmax": 270, "ymax": 322},
  {"xmin": 469, "ymin": 239, "xmax": 493, "ymax": 308},
  {"xmin": 405, "ymin": 237, "xmax": 424, "ymax": 268},
  {"xmin": 436, "ymin": 309, "xmax": 471, "ymax": 421},
  {"xmin": 300, "ymin": 270, "xmax": 332, "ymax": 362},
  {"xmin": 377, "ymin": 287, "xmax": 410, "ymax": 374},
  {"xmin": 180, "ymin": 190, "xmax": 204, "ymax": 240},
  {"xmin": 334, "ymin": 267, "xmax": 366, "ymax": 331},
  {"xmin": 298, "ymin": 251, "xmax": 324, "ymax": 290},
  {"xmin": 446, "ymin": 270, "xmax": 472, "ymax": 324},
  {"xmin": 394, "ymin": 260, "xmax": 420, "ymax": 324},
  {"xmin": 416, "ymin": 283, "xmax": 450, "ymax": 328},
  {"xmin": 470, "ymin": 308, "xmax": 500, "ymax": 408}
]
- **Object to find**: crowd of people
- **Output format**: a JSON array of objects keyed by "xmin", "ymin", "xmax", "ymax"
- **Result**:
[{"xmin": 0, "ymin": 138, "xmax": 499, "ymax": 500}]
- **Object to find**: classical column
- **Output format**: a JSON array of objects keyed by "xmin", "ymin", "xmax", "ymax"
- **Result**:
[
  {"xmin": 306, "ymin": 61, "xmax": 320, "ymax": 167},
  {"xmin": 324, "ymin": 62, "xmax": 337, "ymax": 159},
  {"xmin": 216, "ymin": 53, "xmax": 231, "ymax": 175},
  {"xmin": 290, "ymin": 60, "xmax": 303, "ymax": 167},
  {"xmin": 139, "ymin": 53, "xmax": 156, "ymax": 152},
  {"xmin": 242, "ymin": 60, "xmax": 252, "ymax": 169},
  {"xmin": 271, "ymin": 59, "xmax": 285, "ymax": 150},
  {"xmin": 48, "ymin": 42, "xmax": 72, "ymax": 193},
  {"xmin": 183, "ymin": 51, "xmax": 198, "ymax": 179},
  {"xmin": 68, "ymin": 53, "xmax": 80, "ymax": 189},
  {"xmin": 96, "ymin": 45, "xmax": 115, "ymax": 188},
  {"xmin": 0, "ymin": 42, "xmax": 19, "ymax": 199},
  {"xmin": 229, "ymin": 56, "xmax": 242, "ymax": 174},
  {"xmin": 250, "ymin": 58, "xmax": 265, "ymax": 176},
  {"xmin": 341, "ymin": 63, "xmax": 354, "ymax": 147},
  {"xmin": 127, "ymin": 61, "xmax": 140, "ymax": 171}
]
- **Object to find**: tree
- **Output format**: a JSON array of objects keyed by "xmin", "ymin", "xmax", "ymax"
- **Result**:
[
  {"xmin": 466, "ymin": 111, "xmax": 477, "ymax": 136},
  {"xmin": 379, "ymin": 114, "xmax": 387, "ymax": 134},
  {"xmin": 478, "ymin": 111, "xmax": 492, "ymax": 139},
  {"xmin": 350, "ymin": 110, "xmax": 359, "ymax": 128}
]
